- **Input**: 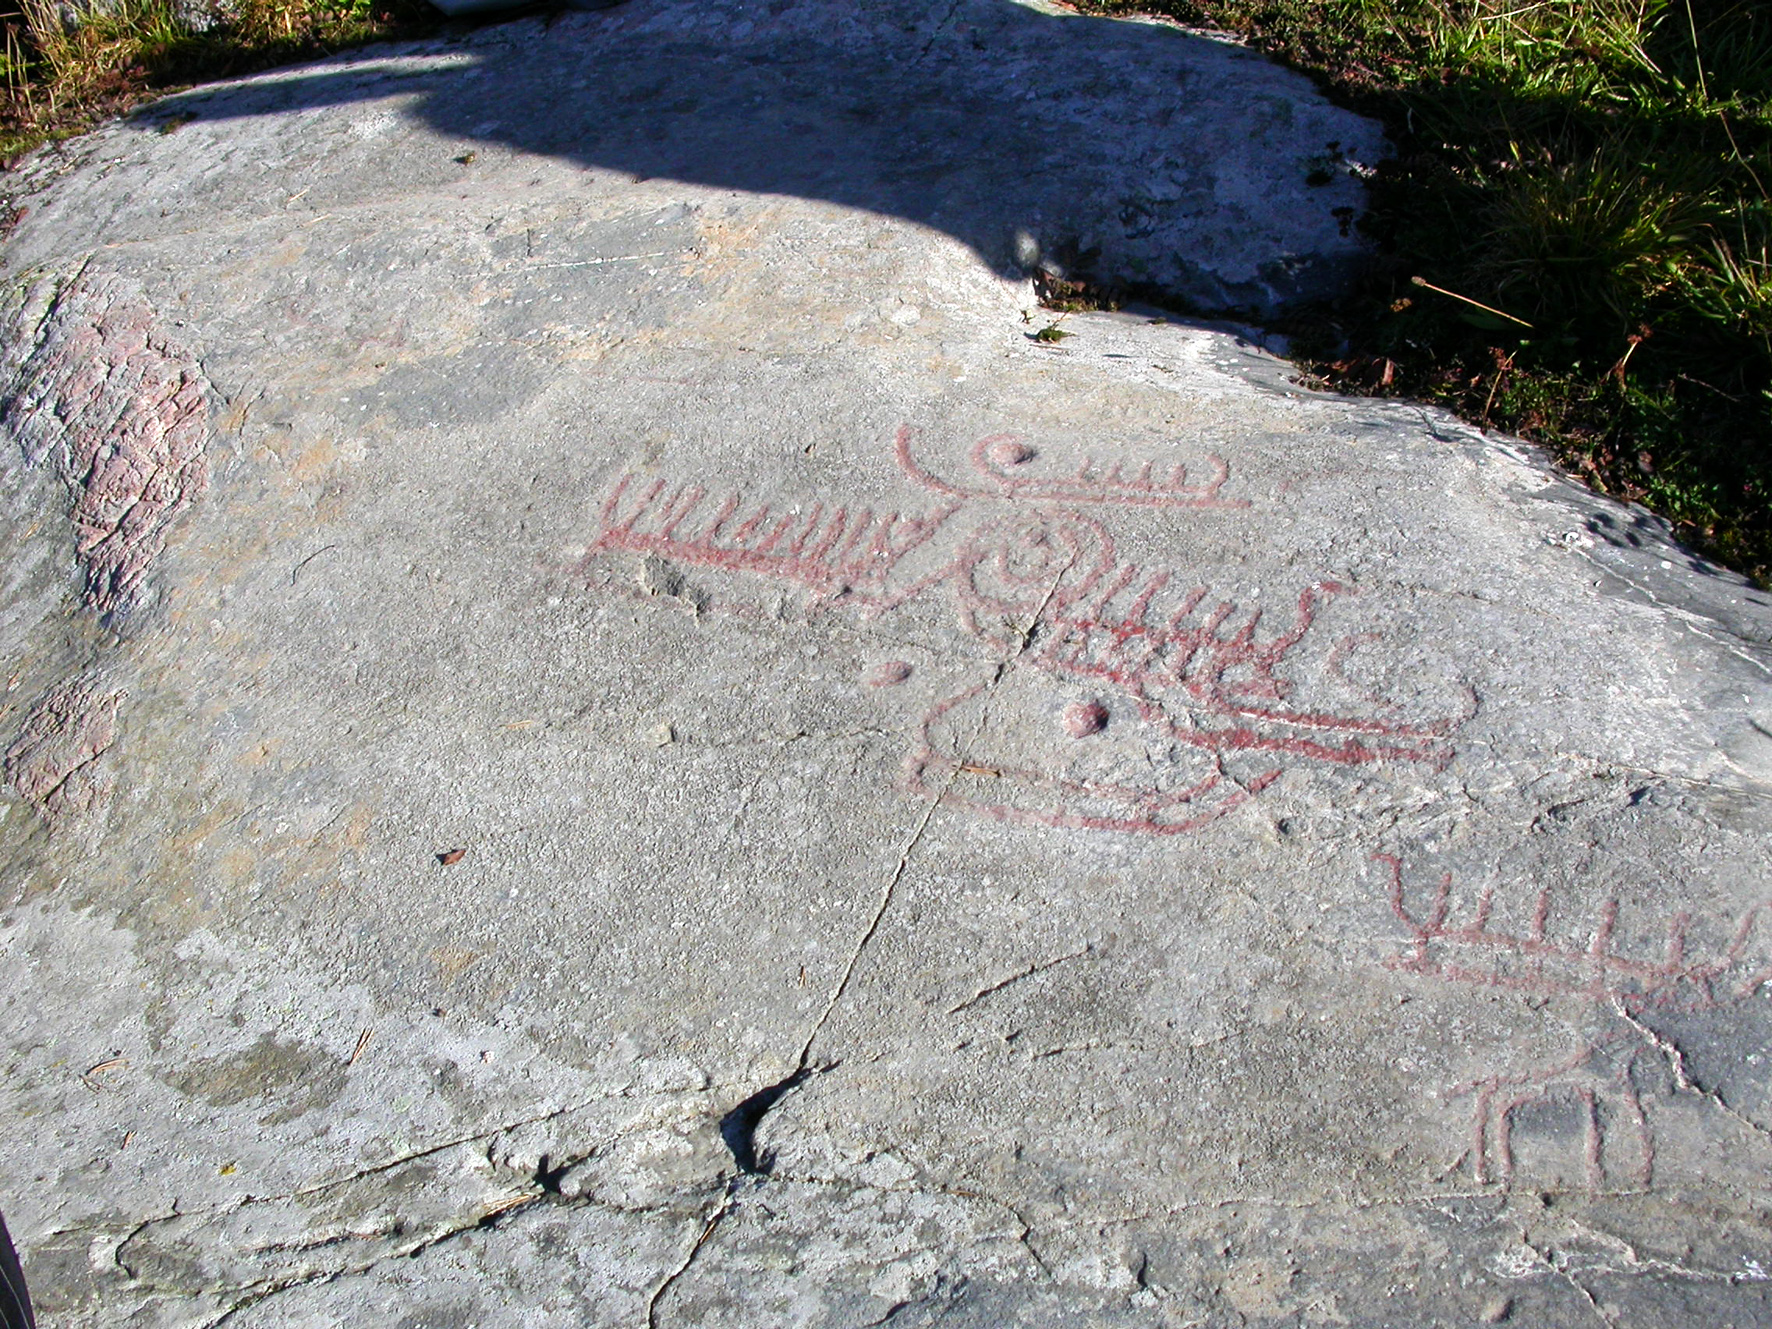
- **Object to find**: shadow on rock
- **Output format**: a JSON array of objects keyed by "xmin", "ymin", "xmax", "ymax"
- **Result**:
[{"xmin": 151, "ymin": 0, "xmax": 1384, "ymax": 316}]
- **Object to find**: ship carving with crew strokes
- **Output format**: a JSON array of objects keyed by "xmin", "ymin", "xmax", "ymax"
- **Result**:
[{"xmin": 586, "ymin": 428, "xmax": 1469, "ymax": 835}]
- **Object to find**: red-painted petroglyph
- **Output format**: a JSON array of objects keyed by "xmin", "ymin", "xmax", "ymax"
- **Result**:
[
  {"xmin": 902, "ymin": 555, "xmax": 1457, "ymax": 834},
  {"xmin": 587, "ymin": 429, "xmax": 1463, "ymax": 835},
  {"xmin": 4, "ymin": 677, "xmax": 122, "ymax": 823},
  {"xmin": 895, "ymin": 428, "xmax": 1248, "ymax": 509},
  {"xmin": 1378, "ymin": 854, "xmax": 1772, "ymax": 1191},
  {"xmin": 4, "ymin": 275, "xmax": 211, "ymax": 614},
  {"xmin": 594, "ymin": 469, "xmax": 960, "ymax": 607},
  {"xmin": 908, "ymin": 675, "xmax": 1279, "ymax": 836}
]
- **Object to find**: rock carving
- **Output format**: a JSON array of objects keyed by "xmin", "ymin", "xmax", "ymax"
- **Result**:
[
  {"xmin": 593, "ymin": 430, "xmax": 1465, "ymax": 834},
  {"xmin": 5, "ymin": 9, "xmax": 1768, "ymax": 1315},
  {"xmin": 1379, "ymin": 854, "xmax": 1772, "ymax": 1191}
]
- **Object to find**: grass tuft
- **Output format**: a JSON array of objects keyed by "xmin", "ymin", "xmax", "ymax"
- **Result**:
[
  {"xmin": 1076, "ymin": 0, "xmax": 1772, "ymax": 585},
  {"xmin": 0, "ymin": 0, "xmax": 440, "ymax": 159},
  {"xmin": 0, "ymin": 0, "xmax": 1769, "ymax": 583}
]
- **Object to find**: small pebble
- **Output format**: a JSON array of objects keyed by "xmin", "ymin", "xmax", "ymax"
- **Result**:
[
  {"xmin": 867, "ymin": 660, "xmax": 913, "ymax": 686},
  {"xmin": 987, "ymin": 438, "xmax": 1036, "ymax": 467},
  {"xmin": 1063, "ymin": 700, "xmax": 1108, "ymax": 737}
]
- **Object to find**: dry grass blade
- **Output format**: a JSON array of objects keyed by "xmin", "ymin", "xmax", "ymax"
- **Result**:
[
  {"xmin": 0, "ymin": 0, "xmax": 438, "ymax": 159},
  {"xmin": 1071, "ymin": 0, "xmax": 1772, "ymax": 584},
  {"xmin": 1411, "ymin": 275, "xmax": 1533, "ymax": 327},
  {"xmin": 3, "ymin": 0, "xmax": 1770, "ymax": 582}
]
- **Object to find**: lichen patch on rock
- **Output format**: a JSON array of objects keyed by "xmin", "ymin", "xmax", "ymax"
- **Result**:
[
  {"xmin": 3, "ymin": 275, "xmax": 209, "ymax": 616},
  {"xmin": 2, "ymin": 675, "xmax": 120, "ymax": 822}
]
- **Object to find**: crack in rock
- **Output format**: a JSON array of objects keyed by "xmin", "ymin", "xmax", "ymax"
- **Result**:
[
  {"xmin": 94, "ymin": 1083, "xmax": 727, "ymax": 1270},
  {"xmin": 768, "ymin": 1169, "xmax": 1056, "ymax": 1281},
  {"xmin": 200, "ymin": 1190, "xmax": 550, "ymax": 1329},
  {"xmin": 1518, "ymin": 1231, "xmax": 1620, "ymax": 1329},
  {"xmin": 705, "ymin": 563, "xmax": 1083, "ymax": 1193},
  {"xmin": 946, "ymin": 945, "xmax": 1092, "ymax": 1016},
  {"xmin": 1615, "ymin": 1001, "xmax": 1772, "ymax": 1146},
  {"xmin": 116, "ymin": 1129, "xmax": 732, "ymax": 1322},
  {"xmin": 645, "ymin": 1192, "xmax": 734, "ymax": 1329}
]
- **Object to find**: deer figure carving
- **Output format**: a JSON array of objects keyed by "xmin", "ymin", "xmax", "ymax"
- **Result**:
[{"xmin": 1377, "ymin": 853, "xmax": 1772, "ymax": 1191}]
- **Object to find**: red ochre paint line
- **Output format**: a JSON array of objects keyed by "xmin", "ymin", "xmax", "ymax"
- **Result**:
[
  {"xmin": 582, "ymin": 440, "xmax": 1475, "ymax": 836},
  {"xmin": 1379, "ymin": 856, "xmax": 1772, "ymax": 1004},
  {"xmin": 895, "ymin": 426, "xmax": 1252, "ymax": 509},
  {"xmin": 597, "ymin": 473, "xmax": 1423, "ymax": 741},
  {"xmin": 1011, "ymin": 573, "xmax": 1442, "ymax": 743},
  {"xmin": 1142, "ymin": 711, "xmax": 1444, "ymax": 767},
  {"xmin": 593, "ymin": 476, "xmax": 1463, "ymax": 764},
  {"xmin": 592, "ymin": 473, "xmax": 960, "ymax": 592},
  {"xmin": 1031, "ymin": 582, "xmax": 1457, "ymax": 740},
  {"xmin": 1462, "ymin": 1042, "xmax": 1655, "ymax": 1191},
  {"xmin": 908, "ymin": 760, "xmax": 1277, "ymax": 838},
  {"xmin": 905, "ymin": 684, "xmax": 1286, "ymax": 836},
  {"xmin": 1376, "ymin": 854, "xmax": 1707, "ymax": 1192}
]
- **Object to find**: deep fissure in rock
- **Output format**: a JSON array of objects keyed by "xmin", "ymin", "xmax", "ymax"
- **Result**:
[
  {"xmin": 719, "ymin": 1068, "xmax": 811, "ymax": 1175},
  {"xmin": 533, "ymin": 1154, "xmax": 570, "ymax": 1194}
]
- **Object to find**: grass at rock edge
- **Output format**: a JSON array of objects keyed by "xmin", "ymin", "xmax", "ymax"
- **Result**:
[
  {"xmin": 4, "ymin": 0, "xmax": 1770, "ymax": 585},
  {"xmin": 0, "ymin": 0, "xmax": 444, "ymax": 158},
  {"xmin": 1075, "ymin": 0, "xmax": 1772, "ymax": 586}
]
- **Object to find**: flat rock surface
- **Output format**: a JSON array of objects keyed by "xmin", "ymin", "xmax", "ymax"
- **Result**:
[{"xmin": 4, "ymin": 2, "xmax": 1772, "ymax": 1325}]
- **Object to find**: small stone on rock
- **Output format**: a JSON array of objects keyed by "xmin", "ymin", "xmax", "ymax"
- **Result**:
[
  {"xmin": 868, "ymin": 660, "xmax": 913, "ymax": 686},
  {"xmin": 988, "ymin": 438, "xmax": 1036, "ymax": 467},
  {"xmin": 1063, "ymin": 700, "xmax": 1109, "ymax": 737}
]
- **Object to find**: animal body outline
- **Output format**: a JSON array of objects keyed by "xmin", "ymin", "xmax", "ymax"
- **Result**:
[{"xmin": 1377, "ymin": 853, "xmax": 1772, "ymax": 1191}]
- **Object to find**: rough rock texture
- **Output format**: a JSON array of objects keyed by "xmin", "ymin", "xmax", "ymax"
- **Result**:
[
  {"xmin": 1, "ymin": 2, "xmax": 1771, "ymax": 1326},
  {"xmin": 2, "ymin": 676, "xmax": 120, "ymax": 821},
  {"xmin": 4, "ymin": 274, "xmax": 210, "ymax": 616}
]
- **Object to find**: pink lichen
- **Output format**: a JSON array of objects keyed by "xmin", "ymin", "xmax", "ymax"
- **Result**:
[
  {"xmin": 4, "ymin": 678, "xmax": 121, "ymax": 822},
  {"xmin": 5, "ymin": 275, "xmax": 210, "ymax": 614}
]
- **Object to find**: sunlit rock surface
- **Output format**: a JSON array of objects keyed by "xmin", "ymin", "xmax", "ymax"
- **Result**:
[{"xmin": 3, "ymin": 3, "xmax": 1772, "ymax": 1325}]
